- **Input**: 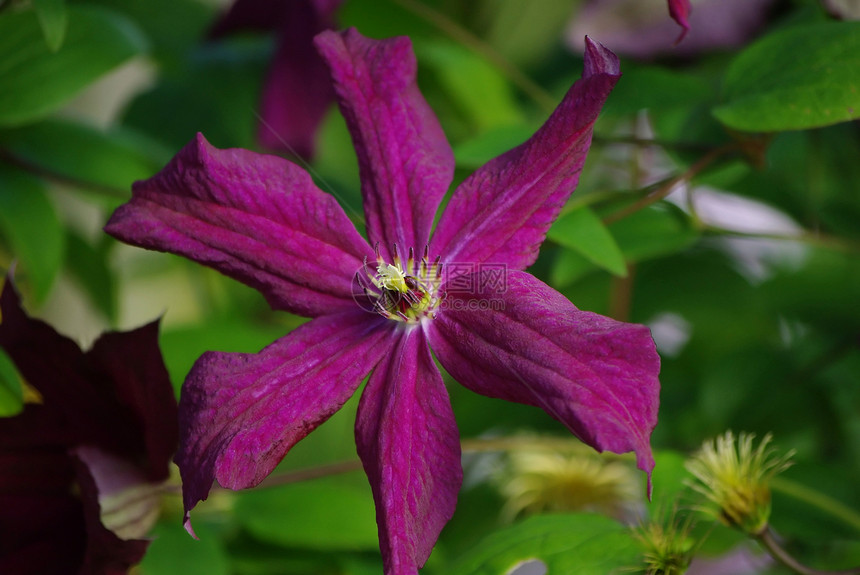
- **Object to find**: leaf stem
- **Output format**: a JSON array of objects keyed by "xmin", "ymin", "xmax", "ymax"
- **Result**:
[
  {"xmin": 756, "ymin": 525, "xmax": 860, "ymax": 575},
  {"xmin": 388, "ymin": 0, "xmax": 557, "ymax": 113}
]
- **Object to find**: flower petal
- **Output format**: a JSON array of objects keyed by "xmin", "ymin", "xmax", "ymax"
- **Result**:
[
  {"xmin": 427, "ymin": 271, "xmax": 659, "ymax": 476},
  {"xmin": 0, "ymin": 276, "xmax": 177, "ymax": 481},
  {"xmin": 315, "ymin": 28, "xmax": 455, "ymax": 257},
  {"xmin": 431, "ymin": 38, "xmax": 619, "ymax": 272},
  {"xmin": 0, "ymin": 406, "xmax": 86, "ymax": 574},
  {"xmin": 355, "ymin": 328, "xmax": 462, "ymax": 574},
  {"xmin": 176, "ymin": 310, "xmax": 396, "ymax": 533},
  {"xmin": 86, "ymin": 321, "xmax": 179, "ymax": 482},
  {"xmin": 105, "ymin": 133, "xmax": 370, "ymax": 318},
  {"xmin": 668, "ymin": 0, "xmax": 692, "ymax": 44},
  {"xmin": 257, "ymin": 0, "xmax": 341, "ymax": 158},
  {"xmin": 75, "ymin": 455, "xmax": 150, "ymax": 574}
]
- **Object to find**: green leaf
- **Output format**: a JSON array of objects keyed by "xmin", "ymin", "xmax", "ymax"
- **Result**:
[
  {"xmin": 550, "ymin": 203, "xmax": 698, "ymax": 286},
  {"xmin": 234, "ymin": 476, "xmax": 379, "ymax": 551},
  {"xmin": 122, "ymin": 39, "xmax": 266, "ymax": 151},
  {"xmin": 604, "ymin": 66, "xmax": 713, "ymax": 117},
  {"xmin": 0, "ymin": 119, "xmax": 169, "ymax": 198},
  {"xmin": 82, "ymin": 0, "xmax": 213, "ymax": 70},
  {"xmin": 609, "ymin": 203, "xmax": 699, "ymax": 263},
  {"xmin": 418, "ymin": 40, "xmax": 524, "ymax": 133},
  {"xmin": 34, "ymin": 0, "xmax": 68, "ymax": 51},
  {"xmin": 0, "ymin": 348, "xmax": 23, "ymax": 417},
  {"xmin": 0, "ymin": 5, "xmax": 147, "ymax": 127},
  {"xmin": 65, "ymin": 232, "xmax": 116, "ymax": 321},
  {"xmin": 453, "ymin": 124, "xmax": 537, "ymax": 170},
  {"xmin": 548, "ymin": 207, "xmax": 627, "ymax": 277},
  {"xmin": 139, "ymin": 521, "xmax": 229, "ymax": 575},
  {"xmin": 713, "ymin": 21, "xmax": 860, "ymax": 132},
  {"xmin": 0, "ymin": 165, "xmax": 65, "ymax": 303},
  {"xmin": 447, "ymin": 513, "xmax": 640, "ymax": 575}
]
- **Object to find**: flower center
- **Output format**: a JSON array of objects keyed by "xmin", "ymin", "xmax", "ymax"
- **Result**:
[{"xmin": 354, "ymin": 245, "xmax": 442, "ymax": 323}]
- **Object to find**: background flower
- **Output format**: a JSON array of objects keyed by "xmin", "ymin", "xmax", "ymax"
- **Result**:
[{"xmin": 0, "ymin": 276, "xmax": 178, "ymax": 574}]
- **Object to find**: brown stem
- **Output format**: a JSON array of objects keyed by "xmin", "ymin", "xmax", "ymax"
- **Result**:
[
  {"xmin": 757, "ymin": 525, "xmax": 860, "ymax": 575},
  {"xmin": 253, "ymin": 460, "xmax": 364, "ymax": 490},
  {"xmin": 591, "ymin": 134, "xmax": 716, "ymax": 153},
  {"xmin": 602, "ymin": 143, "xmax": 737, "ymax": 225}
]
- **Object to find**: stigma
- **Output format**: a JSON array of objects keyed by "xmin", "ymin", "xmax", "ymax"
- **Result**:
[{"xmin": 354, "ymin": 245, "xmax": 442, "ymax": 323}]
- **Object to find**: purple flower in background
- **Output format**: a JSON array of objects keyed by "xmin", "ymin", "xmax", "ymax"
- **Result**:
[
  {"xmin": 568, "ymin": 0, "xmax": 775, "ymax": 59},
  {"xmin": 106, "ymin": 28, "xmax": 660, "ymax": 574},
  {"xmin": 668, "ymin": 0, "xmax": 693, "ymax": 43},
  {"xmin": 0, "ymin": 276, "xmax": 178, "ymax": 574},
  {"xmin": 210, "ymin": 0, "xmax": 342, "ymax": 160}
]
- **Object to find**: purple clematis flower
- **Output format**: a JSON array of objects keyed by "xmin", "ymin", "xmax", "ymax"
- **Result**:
[
  {"xmin": 0, "ymin": 276, "xmax": 178, "ymax": 574},
  {"xmin": 105, "ymin": 28, "xmax": 660, "ymax": 574},
  {"xmin": 209, "ymin": 0, "xmax": 342, "ymax": 160}
]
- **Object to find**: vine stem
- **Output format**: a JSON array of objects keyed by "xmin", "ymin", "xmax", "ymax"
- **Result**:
[
  {"xmin": 243, "ymin": 436, "xmax": 631, "ymax": 492},
  {"xmin": 602, "ymin": 142, "xmax": 738, "ymax": 225},
  {"xmin": 757, "ymin": 525, "xmax": 860, "ymax": 575}
]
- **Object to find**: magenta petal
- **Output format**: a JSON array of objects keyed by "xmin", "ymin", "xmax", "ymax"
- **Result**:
[
  {"xmin": 668, "ymin": 0, "xmax": 692, "ymax": 43},
  {"xmin": 256, "ymin": 0, "xmax": 341, "ymax": 158},
  {"xmin": 74, "ymin": 455, "xmax": 150, "ymax": 574},
  {"xmin": 315, "ymin": 28, "xmax": 455, "ymax": 257},
  {"xmin": 0, "ymin": 276, "xmax": 178, "ymax": 482},
  {"xmin": 355, "ymin": 328, "xmax": 462, "ymax": 574},
  {"xmin": 105, "ymin": 133, "xmax": 370, "ymax": 318},
  {"xmin": 431, "ymin": 38, "xmax": 619, "ymax": 272},
  {"xmin": 428, "ymin": 271, "xmax": 659, "ymax": 476},
  {"xmin": 176, "ymin": 310, "xmax": 397, "ymax": 529}
]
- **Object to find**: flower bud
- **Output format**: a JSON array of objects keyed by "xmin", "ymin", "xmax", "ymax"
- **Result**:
[
  {"xmin": 634, "ymin": 513, "xmax": 695, "ymax": 575},
  {"xmin": 685, "ymin": 431, "xmax": 793, "ymax": 535}
]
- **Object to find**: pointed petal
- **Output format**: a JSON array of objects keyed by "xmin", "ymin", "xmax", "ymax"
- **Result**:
[
  {"xmin": 428, "ymin": 271, "xmax": 659, "ymax": 475},
  {"xmin": 176, "ymin": 310, "xmax": 396, "ymax": 529},
  {"xmin": 431, "ymin": 38, "xmax": 619, "ymax": 272},
  {"xmin": 315, "ymin": 28, "xmax": 455, "ymax": 257},
  {"xmin": 355, "ymin": 328, "xmax": 462, "ymax": 574},
  {"xmin": 87, "ymin": 321, "xmax": 179, "ymax": 482},
  {"xmin": 0, "ymin": 276, "xmax": 177, "ymax": 482},
  {"xmin": 668, "ymin": 0, "xmax": 692, "ymax": 43},
  {"xmin": 105, "ymin": 133, "xmax": 370, "ymax": 318}
]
